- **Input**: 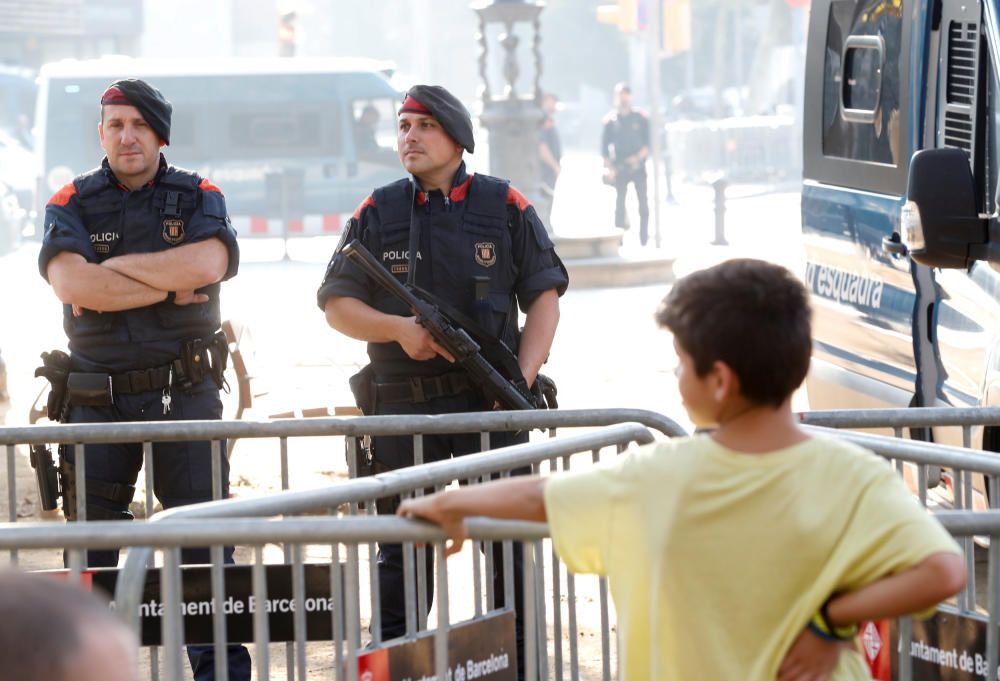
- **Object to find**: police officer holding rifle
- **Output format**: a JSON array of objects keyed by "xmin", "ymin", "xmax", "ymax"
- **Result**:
[{"xmin": 317, "ymin": 84, "xmax": 568, "ymax": 674}]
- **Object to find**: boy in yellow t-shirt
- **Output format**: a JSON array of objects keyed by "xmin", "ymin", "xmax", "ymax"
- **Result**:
[{"xmin": 399, "ymin": 258, "xmax": 966, "ymax": 680}]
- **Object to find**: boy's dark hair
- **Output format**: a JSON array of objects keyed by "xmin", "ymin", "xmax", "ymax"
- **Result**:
[{"xmin": 655, "ymin": 258, "xmax": 812, "ymax": 407}]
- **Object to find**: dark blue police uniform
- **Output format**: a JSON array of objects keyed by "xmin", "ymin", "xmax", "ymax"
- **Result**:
[
  {"xmin": 317, "ymin": 160, "xmax": 568, "ymax": 651},
  {"xmin": 602, "ymin": 109, "xmax": 650, "ymax": 244},
  {"xmin": 39, "ymin": 154, "xmax": 251, "ymax": 681}
]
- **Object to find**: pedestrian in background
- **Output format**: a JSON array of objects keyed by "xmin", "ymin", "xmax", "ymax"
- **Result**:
[
  {"xmin": 0, "ymin": 569, "xmax": 139, "ymax": 681},
  {"xmin": 38, "ymin": 77, "xmax": 250, "ymax": 681},
  {"xmin": 602, "ymin": 82, "xmax": 650, "ymax": 245},
  {"xmin": 539, "ymin": 91, "xmax": 562, "ymax": 199},
  {"xmin": 399, "ymin": 258, "xmax": 965, "ymax": 680},
  {"xmin": 318, "ymin": 83, "xmax": 568, "ymax": 678}
]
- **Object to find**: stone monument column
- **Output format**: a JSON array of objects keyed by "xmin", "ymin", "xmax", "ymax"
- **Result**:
[{"xmin": 472, "ymin": 0, "xmax": 552, "ymax": 231}]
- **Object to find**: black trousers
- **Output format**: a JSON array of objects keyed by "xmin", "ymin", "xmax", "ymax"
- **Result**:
[
  {"xmin": 372, "ymin": 393, "xmax": 527, "ymax": 678},
  {"xmin": 614, "ymin": 168, "xmax": 650, "ymax": 245},
  {"xmin": 63, "ymin": 384, "xmax": 252, "ymax": 681}
]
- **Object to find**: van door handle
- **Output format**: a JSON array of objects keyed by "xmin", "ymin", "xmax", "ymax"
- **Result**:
[{"xmin": 882, "ymin": 232, "xmax": 908, "ymax": 255}]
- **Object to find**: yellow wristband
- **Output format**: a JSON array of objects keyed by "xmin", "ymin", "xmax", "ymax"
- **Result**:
[{"xmin": 810, "ymin": 611, "xmax": 858, "ymax": 641}]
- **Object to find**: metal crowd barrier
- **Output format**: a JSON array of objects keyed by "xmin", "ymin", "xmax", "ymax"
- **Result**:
[
  {"xmin": 0, "ymin": 410, "xmax": 683, "ymax": 681},
  {"xmin": 801, "ymin": 409, "xmax": 1000, "ymax": 603},
  {"xmin": 664, "ymin": 114, "xmax": 797, "ymax": 183},
  {"xmin": 14, "ymin": 404, "xmax": 1000, "ymax": 679},
  {"xmin": 0, "ymin": 408, "xmax": 683, "ymax": 544},
  {"xmin": 2, "ymin": 501, "xmax": 1000, "ymax": 681},
  {"xmin": 0, "ymin": 419, "xmax": 653, "ymax": 680},
  {"xmin": 109, "ymin": 423, "xmax": 655, "ymax": 681},
  {"xmin": 802, "ymin": 419, "xmax": 1000, "ymax": 680},
  {"xmin": 799, "ymin": 405, "xmax": 1000, "ymax": 448},
  {"xmin": 0, "ymin": 515, "xmax": 550, "ymax": 681}
]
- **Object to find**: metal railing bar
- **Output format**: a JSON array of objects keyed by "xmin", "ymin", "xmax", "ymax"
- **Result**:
[
  {"xmin": 0, "ymin": 409, "xmax": 683, "ymax": 445},
  {"xmin": 113, "ymin": 425, "xmax": 652, "ymax": 615},
  {"xmin": 799, "ymin": 407, "xmax": 1000, "ymax": 429},
  {"xmin": 804, "ymin": 426, "xmax": 1000, "ymax": 474}
]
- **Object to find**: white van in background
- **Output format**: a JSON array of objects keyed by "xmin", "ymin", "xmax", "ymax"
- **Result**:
[{"xmin": 33, "ymin": 56, "xmax": 403, "ymax": 239}]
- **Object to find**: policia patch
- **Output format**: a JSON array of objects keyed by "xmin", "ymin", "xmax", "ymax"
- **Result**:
[
  {"xmin": 162, "ymin": 218, "xmax": 185, "ymax": 245},
  {"xmin": 475, "ymin": 241, "xmax": 497, "ymax": 267}
]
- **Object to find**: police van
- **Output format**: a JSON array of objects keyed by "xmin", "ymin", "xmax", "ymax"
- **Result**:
[
  {"xmin": 33, "ymin": 56, "xmax": 402, "ymax": 239},
  {"xmin": 803, "ymin": 0, "xmax": 1000, "ymax": 460}
]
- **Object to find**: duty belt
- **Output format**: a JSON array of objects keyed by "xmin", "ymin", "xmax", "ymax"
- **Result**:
[
  {"xmin": 110, "ymin": 364, "xmax": 177, "ymax": 394},
  {"xmin": 375, "ymin": 372, "xmax": 472, "ymax": 404}
]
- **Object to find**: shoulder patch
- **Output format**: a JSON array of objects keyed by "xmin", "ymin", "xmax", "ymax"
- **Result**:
[
  {"xmin": 48, "ymin": 182, "xmax": 77, "ymax": 207},
  {"xmin": 199, "ymin": 178, "xmax": 222, "ymax": 194},
  {"xmin": 352, "ymin": 195, "xmax": 376, "ymax": 221},
  {"xmin": 449, "ymin": 174, "xmax": 473, "ymax": 203},
  {"xmin": 506, "ymin": 186, "xmax": 531, "ymax": 211}
]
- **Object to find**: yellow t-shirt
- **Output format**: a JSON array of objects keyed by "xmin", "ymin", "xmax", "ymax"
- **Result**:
[{"xmin": 543, "ymin": 434, "xmax": 961, "ymax": 680}]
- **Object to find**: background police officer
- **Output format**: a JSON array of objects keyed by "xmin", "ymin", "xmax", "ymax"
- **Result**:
[
  {"xmin": 38, "ymin": 78, "xmax": 251, "ymax": 681},
  {"xmin": 602, "ymin": 82, "xmax": 651, "ymax": 245},
  {"xmin": 317, "ymin": 84, "xmax": 568, "ymax": 672}
]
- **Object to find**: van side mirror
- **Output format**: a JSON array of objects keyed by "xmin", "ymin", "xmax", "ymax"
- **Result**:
[{"xmin": 902, "ymin": 148, "xmax": 986, "ymax": 268}]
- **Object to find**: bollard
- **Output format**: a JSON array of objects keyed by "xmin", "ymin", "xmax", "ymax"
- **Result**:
[{"xmin": 711, "ymin": 176, "xmax": 728, "ymax": 246}]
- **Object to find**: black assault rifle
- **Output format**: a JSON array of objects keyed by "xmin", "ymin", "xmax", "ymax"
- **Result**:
[{"xmin": 341, "ymin": 240, "xmax": 539, "ymax": 410}]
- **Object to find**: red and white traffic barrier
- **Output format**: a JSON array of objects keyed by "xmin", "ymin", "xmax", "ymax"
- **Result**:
[{"xmin": 230, "ymin": 213, "xmax": 343, "ymax": 238}]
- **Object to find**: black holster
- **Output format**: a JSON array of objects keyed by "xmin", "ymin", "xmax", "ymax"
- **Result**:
[
  {"xmin": 176, "ymin": 331, "xmax": 230, "ymax": 391},
  {"xmin": 347, "ymin": 365, "xmax": 376, "ymax": 478},
  {"xmin": 30, "ymin": 445, "xmax": 60, "ymax": 512},
  {"xmin": 35, "ymin": 349, "xmax": 71, "ymax": 420},
  {"xmin": 59, "ymin": 456, "xmax": 135, "ymax": 522},
  {"xmin": 32, "ymin": 350, "xmax": 72, "ymax": 511}
]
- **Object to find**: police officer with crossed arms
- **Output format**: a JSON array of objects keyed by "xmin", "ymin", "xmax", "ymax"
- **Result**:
[
  {"xmin": 39, "ymin": 78, "xmax": 251, "ymax": 681},
  {"xmin": 317, "ymin": 84, "xmax": 568, "ymax": 673}
]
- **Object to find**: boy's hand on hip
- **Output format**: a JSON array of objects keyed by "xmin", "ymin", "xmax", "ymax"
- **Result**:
[{"xmin": 777, "ymin": 627, "xmax": 848, "ymax": 681}]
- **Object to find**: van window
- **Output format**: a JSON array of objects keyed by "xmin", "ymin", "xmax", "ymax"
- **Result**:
[
  {"xmin": 350, "ymin": 98, "xmax": 398, "ymax": 164},
  {"xmin": 822, "ymin": 0, "xmax": 903, "ymax": 165},
  {"xmin": 35, "ymin": 63, "xmax": 402, "ymax": 225}
]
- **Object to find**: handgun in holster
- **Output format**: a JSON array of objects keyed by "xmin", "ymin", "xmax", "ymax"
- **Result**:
[
  {"xmin": 346, "ymin": 364, "xmax": 376, "ymax": 479},
  {"xmin": 175, "ymin": 331, "xmax": 230, "ymax": 391},
  {"xmin": 31, "ymin": 350, "xmax": 71, "ymax": 511}
]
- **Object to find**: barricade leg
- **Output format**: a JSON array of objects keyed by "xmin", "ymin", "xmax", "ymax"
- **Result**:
[
  {"xmin": 434, "ymin": 543, "xmax": 450, "ymax": 681},
  {"xmin": 5, "ymin": 443, "xmax": 16, "ymax": 564},
  {"xmin": 523, "ymin": 540, "xmax": 539, "ymax": 681},
  {"xmin": 331, "ymin": 546, "xmax": 345, "ymax": 681},
  {"xmin": 988, "ymin": 475, "xmax": 1000, "ymax": 676},
  {"xmin": 252, "ymin": 546, "xmax": 270, "ymax": 681}
]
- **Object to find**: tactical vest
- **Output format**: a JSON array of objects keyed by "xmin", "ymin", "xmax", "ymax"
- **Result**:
[
  {"xmin": 65, "ymin": 165, "xmax": 223, "ymax": 370},
  {"xmin": 367, "ymin": 174, "xmax": 520, "ymax": 373}
]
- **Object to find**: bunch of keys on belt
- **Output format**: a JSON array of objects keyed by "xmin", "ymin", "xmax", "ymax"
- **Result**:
[{"xmin": 162, "ymin": 366, "xmax": 173, "ymax": 415}]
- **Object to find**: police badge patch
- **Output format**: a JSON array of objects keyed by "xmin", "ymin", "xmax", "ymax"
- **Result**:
[
  {"xmin": 475, "ymin": 241, "xmax": 497, "ymax": 267},
  {"xmin": 162, "ymin": 218, "xmax": 185, "ymax": 245}
]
